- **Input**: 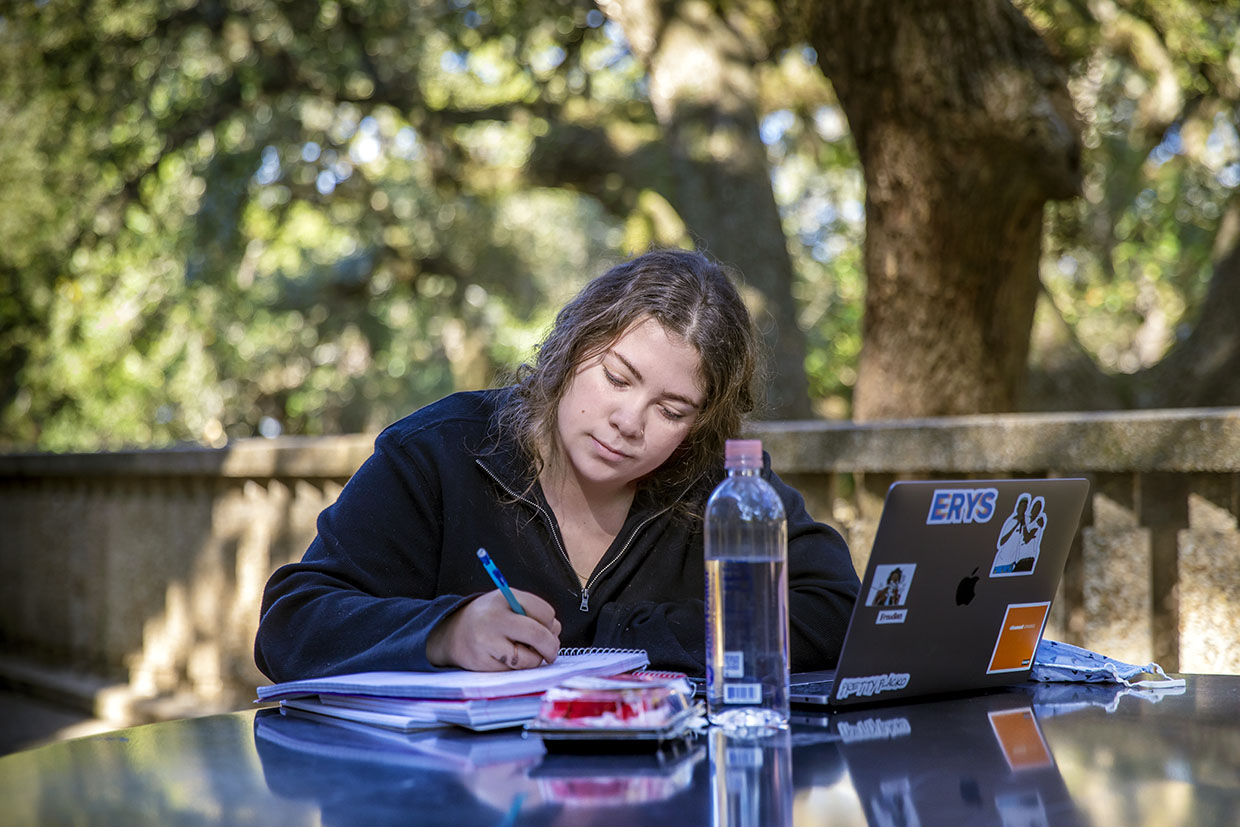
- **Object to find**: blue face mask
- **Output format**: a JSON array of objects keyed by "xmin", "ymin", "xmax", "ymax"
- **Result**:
[{"xmin": 1031, "ymin": 639, "xmax": 1186, "ymax": 689}]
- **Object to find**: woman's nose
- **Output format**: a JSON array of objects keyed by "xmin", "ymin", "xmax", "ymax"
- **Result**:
[{"xmin": 610, "ymin": 402, "xmax": 644, "ymax": 439}]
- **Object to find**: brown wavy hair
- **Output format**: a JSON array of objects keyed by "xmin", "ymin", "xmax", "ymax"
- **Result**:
[{"xmin": 497, "ymin": 248, "xmax": 760, "ymax": 518}]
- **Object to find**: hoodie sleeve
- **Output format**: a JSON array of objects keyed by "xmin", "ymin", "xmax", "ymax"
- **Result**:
[{"xmin": 254, "ymin": 428, "xmax": 471, "ymax": 682}]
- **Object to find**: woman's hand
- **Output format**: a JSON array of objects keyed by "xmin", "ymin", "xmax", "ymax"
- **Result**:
[{"xmin": 426, "ymin": 589, "xmax": 562, "ymax": 671}]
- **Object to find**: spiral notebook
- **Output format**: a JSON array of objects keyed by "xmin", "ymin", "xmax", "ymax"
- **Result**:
[{"xmin": 256, "ymin": 647, "xmax": 650, "ymax": 702}]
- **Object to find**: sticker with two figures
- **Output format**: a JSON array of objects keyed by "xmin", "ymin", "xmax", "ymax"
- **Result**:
[
  {"xmin": 866, "ymin": 564, "xmax": 916, "ymax": 624},
  {"xmin": 987, "ymin": 601, "xmax": 1051, "ymax": 674},
  {"xmin": 990, "ymin": 493, "xmax": 1048, "ymax": 577}
]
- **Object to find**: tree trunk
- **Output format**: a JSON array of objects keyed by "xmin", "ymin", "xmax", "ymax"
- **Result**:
[
  {"xmin": 603, "ymin": 0, "xmax": 813, "ymax": 418},
  {"xmin": 1135, "ymin": 201, "xmax": 1240, "ymax": 407},
  {"xmin": 790, "ymin": 0, "xmax": 1082, "ymax": 419}
]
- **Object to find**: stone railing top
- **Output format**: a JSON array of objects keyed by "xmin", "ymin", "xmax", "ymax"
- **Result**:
[
  {"xmin": 749, "ymin": 406, "xmax": 1240, "ymax": 474},
  {"xmin": 0, "ymin": 434, "xmax": 378, "ymax": 479},
  {"xmin": 2, "ymin": 407, "xmax": 1238, "ymax": 479}
]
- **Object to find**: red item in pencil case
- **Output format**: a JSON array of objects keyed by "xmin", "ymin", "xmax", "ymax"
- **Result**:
[{"xmin": 532, "ymin": 674, "xmax": 694, "ymax": 730}]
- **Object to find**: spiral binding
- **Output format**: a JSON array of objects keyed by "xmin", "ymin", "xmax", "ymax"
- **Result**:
[
  {"xmin": 557, "ymin": 646, "xmax": 646, "ymax": 657},
  {"xmin": 630, "ymin": 669, "xmax": 690, "ymax": 681}
]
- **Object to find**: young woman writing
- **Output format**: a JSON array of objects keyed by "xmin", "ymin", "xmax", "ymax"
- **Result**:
[{"xmin": 254, "ymin": 249, "xmax": 859, "ymax": 680}]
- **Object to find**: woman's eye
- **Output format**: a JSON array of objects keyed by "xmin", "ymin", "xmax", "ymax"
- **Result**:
[
  {"xmin": 603, "ymin": 367, "xmax": 627, "ymax": 387},
  {"xmin": 660, "ymin": 407, "xmax": 686, "ymax": 421}
]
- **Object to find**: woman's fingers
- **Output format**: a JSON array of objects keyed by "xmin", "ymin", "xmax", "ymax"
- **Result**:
[
  {"xmin": 431, "ymin": 589, "xmax": 562, "ymax": 671},
  {"xmin": 492, "ymin": 642, "xmax": 547, "ymax": 671},
  {"xmin": 510, "ymin": 589, "xmax": 563, "ymax": 638},
  {"xmin": 505, "ymin": 616, "xmax": 560, "ymax": 667},
  {"xmin": 475, "ymin": 633, "xmax": 555, "ymax": 671}
]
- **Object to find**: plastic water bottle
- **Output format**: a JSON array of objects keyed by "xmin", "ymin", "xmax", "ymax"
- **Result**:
[{"xmin": 705, "ymin": 439, "xmax": 789, "ymax": 734}]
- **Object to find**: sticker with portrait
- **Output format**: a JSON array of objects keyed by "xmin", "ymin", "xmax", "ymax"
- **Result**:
[{"xmin": 866, "ymin": 564, "xmax": 916, "ymax": 608}]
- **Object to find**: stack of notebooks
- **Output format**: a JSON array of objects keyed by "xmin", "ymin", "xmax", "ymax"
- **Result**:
[{"xmin": 257, "ymin": 647, "xmax": 650, "ymax": 732}]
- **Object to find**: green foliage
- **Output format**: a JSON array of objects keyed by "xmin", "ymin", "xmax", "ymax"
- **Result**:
[
  {"xmin": 0, "ymin": 0, "xmax": 623, "ymax": 450},
  {"xmin": 758, "ymin": 50, "xmax": 867, "ymax": 417},
  {"xmin": 3, "ymin": 0, "xmax": 1236, "ymax": 450},
  {"xmin": 0, "ymin": 0, "xmax": 870, "ymax": 451},
  {"xmin": 1019, "ymin": 0, "xmax": 1240, "ymax": 375}
]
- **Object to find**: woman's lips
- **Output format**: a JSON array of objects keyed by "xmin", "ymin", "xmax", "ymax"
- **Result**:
[{"xmin": 591, "ymin": 436, "xmax": 630, "ymax": 460}]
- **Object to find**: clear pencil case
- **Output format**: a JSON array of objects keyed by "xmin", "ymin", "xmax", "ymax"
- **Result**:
[{"xmin": 524, "ymin": 673, "xmax": 702, "ymax": 750}]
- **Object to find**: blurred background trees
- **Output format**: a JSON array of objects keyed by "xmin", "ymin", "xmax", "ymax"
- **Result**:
[
  {"xmin": 0, "ymin": 0, "xmax": 1236, "ymax": 451},
  {"xmin": 1023, "ymin": 0, "xmax": 1240, "ymax": 411}
]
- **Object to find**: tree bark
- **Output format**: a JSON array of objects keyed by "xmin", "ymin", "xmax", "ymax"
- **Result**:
[
  {"xmin": 789, "ymin": 0, "xmax": 1082, "ymax": 420},
  {"xmin": 602, "ymin": 0, "xmax": 813, "ymax": 418},
  {"xmin": 1135, "ymin": 201, "xmax": 1240, "ymax": 407}
]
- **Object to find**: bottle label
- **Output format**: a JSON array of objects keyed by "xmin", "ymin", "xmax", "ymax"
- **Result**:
[
  {"xmin": 723, "ymin": 651, "xmax": 743, "ymax": 678},
  {"xmin": 723, "ymin": 683, "xmax": 762, "ymax": 704}
]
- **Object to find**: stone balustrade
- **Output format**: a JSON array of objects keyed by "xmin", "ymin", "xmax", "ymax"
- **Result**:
[{"xmin": 1, "ymin": 408, "xmax": 1237, "ymax": 722}]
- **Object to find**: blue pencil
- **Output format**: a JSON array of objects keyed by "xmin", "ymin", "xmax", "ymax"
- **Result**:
[{"xmin": 476, "ymin": 548, "xmax": 527, "ymax": 616}]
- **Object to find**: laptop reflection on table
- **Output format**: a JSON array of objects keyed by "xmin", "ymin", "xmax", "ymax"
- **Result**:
[{"xmin": 793, "ymin": 689, "xmax": 1082, "ymax": 827}]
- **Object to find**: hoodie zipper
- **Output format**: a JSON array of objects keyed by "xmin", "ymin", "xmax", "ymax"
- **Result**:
[
  {"xmin": 580, "ymin": 510, "xmax": 665, "ymax": 611},
  {"xmin": 476, "ymin": 459, "xmax": 671, "ymax": 612}
]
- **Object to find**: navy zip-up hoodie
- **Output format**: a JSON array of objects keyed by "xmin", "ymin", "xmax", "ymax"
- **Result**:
[{"xmin": 254, "ymin": 389, "xmax": 859, "ymax": 681}]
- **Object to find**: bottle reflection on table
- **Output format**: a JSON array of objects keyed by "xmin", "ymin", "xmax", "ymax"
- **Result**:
[{"xmin": 709, "ymin": 727, "xmax": 793, "ymax": 827}]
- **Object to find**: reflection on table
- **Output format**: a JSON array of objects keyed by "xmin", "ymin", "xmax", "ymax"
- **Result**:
[
  {"xmin": 811, "ymin": 687, "xmax": 1079, "ymax": 826},
  {"xmin": 1, "ymin": 676, "xmax": 1238, "ymax": 825}
]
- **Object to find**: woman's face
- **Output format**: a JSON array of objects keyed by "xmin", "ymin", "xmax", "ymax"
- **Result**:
[{"xmin": 552, "ymin": 317, "xmax": 705, "ymax": 495}]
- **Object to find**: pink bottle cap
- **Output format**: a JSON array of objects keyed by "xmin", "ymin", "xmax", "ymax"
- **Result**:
[{"xmin": 724, "ymin": 439, "xmax": 763, "ymax": 469}]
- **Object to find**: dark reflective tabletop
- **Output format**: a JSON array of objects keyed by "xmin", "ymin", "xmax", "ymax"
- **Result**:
[{"xmin": 2, "ymin": 676, "xmax": 1238, "ymax": 825}]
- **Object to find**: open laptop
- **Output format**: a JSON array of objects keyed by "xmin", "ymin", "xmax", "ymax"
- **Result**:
[{"xmin": 788, "ymin": 478, "xmax": 1089, "ymax": 708}]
